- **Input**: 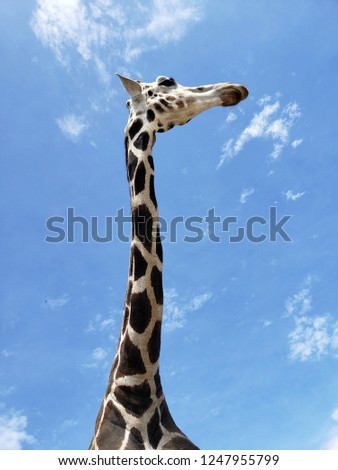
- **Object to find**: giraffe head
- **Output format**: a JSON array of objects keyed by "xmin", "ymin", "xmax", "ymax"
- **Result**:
[{"xmin": 116, "ymin": 74, "xmax": 248, "ymax": 132}]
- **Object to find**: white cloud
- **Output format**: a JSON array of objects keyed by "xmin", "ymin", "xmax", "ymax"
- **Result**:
[
  {"xmin": 225, "ymin": 112, "xmax": 237, "ymax": 124},
  {"xmin": 257, "ymin": 95, "xmax": 272, "ymax": 106},
  {"xmin": 60, "ymin": 419, "xmax": 78, "ymax": 429},
  {"xmin": 322, "ymin": 431, "xmax": 338, "ymax": 450},
  {"xmin": 217, "ymin": 97, "xmax": 301, "ymax": 168},
  {"xmin": 189, "ymin": 292, "xmax": 213, "ymax": 311},
  {"xmin": 284, "ymin": 287, "xmax": 312, "ymax": 317},
  {"xmin": 331, "ymin": 323, "xmax": 338, "ymax": 349},
  {"xmin": 321, "ymin": 409, "xmax": 338, "ymax": 449},
  {"xmin": 31, "ymin": 0, "xmax": 203, "ymax": 72},
  {"xmin": 284, "ymin": 189, "xmax": 306, "ymax": 201},
  {"xmin": 164, "ymin": 288, "xmax": 212, "ymax": 332},
  {"xmin": 288, "ymin": 315, "xmax": 332, "ymax": 362},
  {"xmin": 1, "ymin": 349, "xmax": 13, "ymax": 358},
  {"xmin": 83, "ymin": 346, "xmax": 110, "ymax": 368},
  {"xmin": 85, "ymin": 313, "xmax": 115, "ymax": 334},
  {"xmin": 0, "ymin": 411, "xmax": 35, "ymax": 450},
  {"xmin": 126, "ymin": 0, "xmax": 202, "ymax": 52},
  {"xmin": 239, "ymin": 187, "xmax": 255, "ymax": 204},
  {"xmin": 291, "ymin": 138, "xmax": 303, "ymax": 148},
  {"xmin": 332, "ymin": 409, "xmax": 338, "ymax": 423},
  {"xmin": 45, "ymin": 293, "xmax": 70, "ymax": 309},
  {"xmin": 56, "ymin": 114, "xmax": 88, "ymax": 142},
  {"xmin": 285, "ymin": 277, "xmax": 338, "ymax": 362},
  {"xmin": 0, "ymin": 386, "xmax": 16, "ymax": 397},
  {"xmin": 283, "ymin": 276, "xmax": 314, "ymax": 317},
  {"xmin": 31, "ymin": 0, "xmax": 115, "ymax": 74},
  {"xmin": 91, "ymin": 347, "xmax": 108, "ymax": 361},
  {"xmin": 100, "ymin": 318, "xmax": 115, "ymax": 329}
]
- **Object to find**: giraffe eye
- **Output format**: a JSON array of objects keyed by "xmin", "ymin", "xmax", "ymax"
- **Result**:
[{"xmin": 159, "ymin": 78, "xmax": 176, "ymax": 87}]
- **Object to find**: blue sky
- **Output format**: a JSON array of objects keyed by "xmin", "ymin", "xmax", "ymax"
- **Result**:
[{"xmin": 1, "ymin": 0, "xmax": 338, "ymax": 450}]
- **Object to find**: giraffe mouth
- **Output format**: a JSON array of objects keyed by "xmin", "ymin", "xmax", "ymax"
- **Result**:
[{"xmin": 220, "ymin": 85, "xmax": 249, "ymax": 107}]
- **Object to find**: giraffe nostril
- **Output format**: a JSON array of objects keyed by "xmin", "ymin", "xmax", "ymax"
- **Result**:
[
  {"xmin": 220, "ymin": 85, "xmax": 249, "ymax": 107},
  {"xmin": 220, "ymin": 89, "xmax": 242, "ymax": 106}
]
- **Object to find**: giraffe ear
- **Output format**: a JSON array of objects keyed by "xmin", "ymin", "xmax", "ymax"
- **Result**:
[{"xmin": 115, "ymin": 73, "xmax": 142, "ymax": 97}]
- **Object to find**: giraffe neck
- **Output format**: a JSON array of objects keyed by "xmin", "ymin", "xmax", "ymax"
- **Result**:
[
  {"xmin": 119, "ymin": 120, "xmax": 163, "ymax": 378},
  {"xmin": 89, "ymin": 118, "xmax": 198, "ymax": 450}
]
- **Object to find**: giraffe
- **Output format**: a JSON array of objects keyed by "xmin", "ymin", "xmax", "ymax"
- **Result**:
[{"xmin": 89, "ymin": 74, "xmax": 249, "ymax": 450}]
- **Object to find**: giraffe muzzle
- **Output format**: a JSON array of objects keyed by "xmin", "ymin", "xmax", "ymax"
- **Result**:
[{"xmin": 220, "ymin": 85, "xmax": 249, "ymax": 107}]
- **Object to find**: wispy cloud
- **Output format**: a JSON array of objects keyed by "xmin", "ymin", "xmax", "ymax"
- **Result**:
[
  {"xmin": 91, "ymin": 347, "xmax": 108, "ymax": 361},
  {"xmin": 45, "ymin": 293, "xmax": 70, "ymax": 309},
  {"xmin": 31, "ymin": 0, "xmax": 203, "ymax": 72},
  {"xmin": 322, "ymin": 409, "xmax": 338, "ymax": 449},
  {"xmin": 288, "ymin": 315, "xmax": 333, "ymax": 362},
  {"xmin": 0, "ymin": 386, "xmax": 16, "ymax": 397},
  {"xmin": 322, "ymin": 431, "xmax": 338, "ymax": 450},
  {"xmin": 285, "ymin": 276, "xmax": 338, "ymax": 362},
  {"xmin": 124, "ymin": 0, "xmax": 203, "ymax": 61},
  {"xmin": 239, "ymin": 187, "xmax": 255, "ymax": 204},
  {"xmin": 60, "ymin": 419, "xmax": 78, "ymax": 430},
  {"xmin": 284, "ymin": 279, "xmax": 312, "ymax": 317},
  {"xmin": 218, "ymin": 96, "xmax": 302, "ymax": 168},
  {"xmin": 83, "ymin": 312, "xmax": 118, "ymax": 368},
  {"xmin": 1, "ymin": 349, "xmax": 13, "ymax": 358},
  {"xmin": 291, "ymin": 138, "xmax": 303, "ymax": 149},
  {"xmin": 225, "ymin": 112, "xmax": 237, "ymax": 124},
  {"xmin": 0, "ymin": 411, "xmax": 35, "ymax": 450},
  {"xmin": 56, "ymin": 114, "xmax": 89, "ymax": 142},
  {"xmin": 283, "ymin": 189, "xmax": 306, "ymax": 201},
  {"xmin": 163, "ymin": 288, "xmax": 212, "ymax": 332},
  {"xmin": 332, "ymin": 409, "xmax": 338, "ymax": 422},
  {"xmin": 31, "ymin": 0, "xmax": 122, "ymax": 80},
  {"xmin": 85, "ymin": 313, "xmax": 115, "ymax": 334},
  {"xmin": 83, "ymin": 346, "xmax": 109, "ymax": 369}
]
